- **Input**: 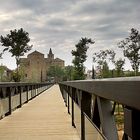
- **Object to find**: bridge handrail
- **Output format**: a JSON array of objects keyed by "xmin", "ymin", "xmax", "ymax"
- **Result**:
[
  {"xmin": 60, "ymin": 77, "xmax": 140, "ymax": 111},
  {"xmin": 0, "ymin": 82, "xmax": 53, "ymax": 118},
  {"xmin": 59, "ymin": 77, "xmax": 140, "ymax": 140},
  {"xmin": 0, "ymin": 82, "xmax": 53, "ymax": 87}
]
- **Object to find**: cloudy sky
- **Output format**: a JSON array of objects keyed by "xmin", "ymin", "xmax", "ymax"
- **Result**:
[{"xmin": 0, "ymin": 0, "xmax": 140, "ymax": 70}]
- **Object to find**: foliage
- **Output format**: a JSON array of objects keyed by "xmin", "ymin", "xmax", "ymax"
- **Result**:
[
  {"xmin": 93, "ymin": 49, "xmax": 115, "ymax": 66},
  {"xmin": 0, "ymin": 66, "xmax": 12, "ymax": 82},
  {"xmin": 0, "ymin": 66, "xmax": 5, "ymax": 81},
  {"xmin": 114, "ymin": 58, "xmax": 125, "ymax": 77},
  {"xmin": 64, "ymin": 65, "xmax": 74, "ymax": 81},
  {"xmin": 0, "ymin": 28, "xmax": 32, "ymax": 81},
  {"xmin": 11, "ymin": 71, "xmax": 21, "ymax": 82},
  {"xmin": 18, "ymin": 65, "xmax": 26, "ymax": 82},
  {"xmin": 118, "ymin": 28, "xmax": 140, "ymax": 75},
  {"xmin": 102, "ymin": 61, "xmax": 110, "ymax": 78},
  {"xmin": 72, "ymin": 37, "xmax": 94, "ymax": 80},
  {"xmin": 123, "ymin": 70, "xmax": 136, "ymax": 77},
  {"xmin": 93, "ymin": 49, "xmax": 126, "ymax": 78},
  {"xmin": 93, "ymin": 49, "xmax": 115, "ymax": 78},
  {"xmin": 47, "ymin": 65, "xmax": 65, "ymax": 82}
]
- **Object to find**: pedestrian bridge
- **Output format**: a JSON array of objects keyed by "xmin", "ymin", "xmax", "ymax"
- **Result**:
[
  {"xmin": 0, "ymin": 84, "xmax": 79, "ymax": 140},
  {"xmin": 0, "ymin": 78, "xmax": 140, "ymax": 140}
]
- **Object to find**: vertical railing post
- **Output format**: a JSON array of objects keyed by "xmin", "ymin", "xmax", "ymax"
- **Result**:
[
  {"xmin": 80, "ymin": 91, "xmax": 85, "ymax": 140},
  {"xmin": 32, "ymin": 85, "xmax": 35, "ymax": 98},
  {"xmin": 61, "ymin": 85, "xmax": 65, "ymax": 100},
  {"xmin": 8, "ymin": 87, "xmax": 12, "ymax": 115},
  {"xmin": 36, "ymin": 84, "xmax": 39, "ymax": 95},
  {"xmin": 19, "ymin": 86, "xmax": 22, "ymax": 108},
  {"xmin": 31, "ymin": 85, "xmax": 33, "ymax": 99},
  {"xmin": 26, "ymin": 86, "xmax": 29, "ymax": 103},
  {"xmin": 81, "ymin": 92, "xmax": 91, "ymax": 118},
  {"xmin": 71, "ymin": 87, "xmax": 75, "ymax": 127},
  {"xmin": 67, "ymin": 86, "xmax": 70, "ymax": 114},
  {"xmin": 124, "ymin": 107, "xmax": 140, "ymax": 139},
  {"xmin": 97, "ymin": 97, "xmax": 118, "ymax": 140},
  {"xmin": 35, "ymin": 85, "xmax": 36, "ymax": 97},
  {"xmin": 64, "ymin": 86, "xmax": 67, "ymax": 107}
]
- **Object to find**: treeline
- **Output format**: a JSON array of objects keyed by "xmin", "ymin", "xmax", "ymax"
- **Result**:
[
  {"xmin": 1, "ymin": 28, "xmax": 140, "ymax": 82},
  {"xmin": 92, "ymin": 28, "xmax": 140, "ymax": 78},
  {"xmin": 72, "ymin": 28, "xmax": 140, "ymax": 80},
  {"xmin": 48, "ymin": 28, "xmax": 140, "ymax": 81}
]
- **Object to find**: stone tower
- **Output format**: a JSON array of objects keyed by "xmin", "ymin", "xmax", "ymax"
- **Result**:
[{"xmin": 48, "ymin": 48, "xmax": 54, "ymax": 60}]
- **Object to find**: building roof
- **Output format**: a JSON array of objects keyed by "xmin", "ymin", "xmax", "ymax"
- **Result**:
[
  {"xmin": 54, "ymin": 58, "xmax": 64, "ymax": 62},
  {"xmin": 28, "ymin": 50, "xmax": 44, "ymax": 56},
  {"xmin": 49, "ymin": 48, "xmax": 53, "ymax": 55}
]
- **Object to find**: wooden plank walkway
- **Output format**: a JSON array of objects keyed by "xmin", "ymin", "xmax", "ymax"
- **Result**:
[{"xmin": 0, "ymin": 85, "xmax": 80, "ymax": 140}]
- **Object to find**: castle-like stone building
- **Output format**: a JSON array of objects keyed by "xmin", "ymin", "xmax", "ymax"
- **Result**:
[{"xmin": 20, "ymin": 49, "xmax": 64, "ymax": 82}]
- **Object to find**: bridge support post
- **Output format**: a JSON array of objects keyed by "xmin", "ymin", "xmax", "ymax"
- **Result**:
[
  {"xmin": 124, "ymin": 107, "xmax": 140, "ymax": 139},
  {"xmin": 81, "ymin": 91, "xmax": 85, "ymax": 140},
  {"xmin": 97, "ymin": 97, "xmax": 118, "ymax": 140}
]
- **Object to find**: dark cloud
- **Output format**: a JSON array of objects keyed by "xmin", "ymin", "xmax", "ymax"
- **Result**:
[
  {"xmin": 47, "ymin": 18, "xmax": 67, "ymax": 27},
  {"xmin": 14, "ymin": 0, "xmax": 77, "ymax": 14},
  {"xmin": 0, "ymin": 0, "xmax": 140, "ymax": 69}
]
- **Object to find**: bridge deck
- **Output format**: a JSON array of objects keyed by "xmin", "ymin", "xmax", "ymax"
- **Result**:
[{"xmin": 0, "ymin": 85, "xmax": 79, "ymax": 140}]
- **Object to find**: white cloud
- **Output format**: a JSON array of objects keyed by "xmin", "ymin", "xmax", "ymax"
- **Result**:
[{"xmin": 0, "ymin": 0, "xmax": 140, "ymax": 70}]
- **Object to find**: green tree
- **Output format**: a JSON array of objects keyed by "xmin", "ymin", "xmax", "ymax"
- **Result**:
[
  {"xmin": 47, "ymin": 65, "xmax": 65, "ymax": 82},
  {"xmin": 118, "ymin": 28, "xmax": 140, "ymax": 76},
  {"xmin": 114, "ymin": 58, "xmax": 125, "ymax": 77},
  {"xmin": 64, "ymin": 65, "xmax": 74, "ymax": 81},
  {"xmin": 102, "ymin": 61, "xmax": 110, "ymax": 78},
  {"xmin": 107, "ymin": 50, "xmax": 125, "ymax": 77},
  {"xmin": 0, "ymin": 66, "xmax": 5, "ymax": 81},
  {"xmin": 93, "ymin": 49, "xmax": 115, "ymax": 78},
  {"xmin": 0, "ymin": 28, "xmax": 32, "ymax": 81},
  {"xmin": 18, "ymin": 64, "xmax": 26, "ymax": 82},
  {"xmin": 72, "ymin": 37, "xmax": 94, "ymax": 80}
]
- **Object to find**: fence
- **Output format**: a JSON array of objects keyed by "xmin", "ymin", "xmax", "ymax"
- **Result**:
[
  {"xmin": 59, "ymin": 77, "xmax": 140, "ymax": 140},
  {"xmin": 0, "ymin": 82, "xmax": 53, "ymax": 118}
]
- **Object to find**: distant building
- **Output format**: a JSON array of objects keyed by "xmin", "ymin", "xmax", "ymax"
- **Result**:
[
  {"xmin": 20, "ymin": 49, "xmax": 65, "ymax": 82},
  {"xmin": 0, "ymin": 65, "xmax": 12, "ymax": 82}
]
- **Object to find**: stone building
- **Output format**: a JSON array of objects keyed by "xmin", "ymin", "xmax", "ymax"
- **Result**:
[
  {"xmin": 0, "ymin": 65, "xmax": 12, "ymax": 82},
  {"xmin": 20, "ymin": 49, "xmax": 65, "ymax": 82}
]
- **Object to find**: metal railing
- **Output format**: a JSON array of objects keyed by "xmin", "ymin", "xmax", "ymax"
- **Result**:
[
  {"xmin": 59, "ymin": 77, "xmax": 140, "ymax": 140},
  {"xmin": 0, "ymin": 82, "xmax": 53, "ymax": 118}
]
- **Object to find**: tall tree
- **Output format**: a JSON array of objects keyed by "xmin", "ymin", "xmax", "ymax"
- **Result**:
[
  {"xmin": 118, "ymin": 28, "xmax": 140, "ymax": 75},
  {"xmin": 64, "ymin": 65, "xmax": 74, "ymax": 81},
  {"xmin": 102, "ymin": 61, "xmax": 110, "ymax": 78},
  {"xmin": 0, "ymin": 66, "xmax": 5, "ymax": 81},
  {"xmin": 93, "ymin": 49, "xmax": 115, "ymax": 66},
  {"xmin": 93, "ymin": 49, "xmax": 115, "ymax": 78},
  {"xmin": 0, "ymin": 28, "xmax": 32, "ymax": 81},
  {"xmin": 72, "ymin": 37, "xmax": 94, "ymax": 80},
  {"xmin": 114, "ymin": 58, "xmax": 125, "ymax": 77},
  {"xmin": 47, "ymin": 65, "xmax": 65, "ymax": 82}
]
